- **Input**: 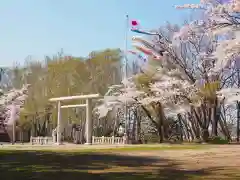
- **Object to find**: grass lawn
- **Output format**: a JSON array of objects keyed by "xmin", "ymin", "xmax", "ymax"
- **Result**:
[
  {"xmin": 0, "ymin": 143, "xmax": 208, "ymax": 152},
  {"xmin": 0, "ymin": 144, "xmax": 240, "ymax": 180}
]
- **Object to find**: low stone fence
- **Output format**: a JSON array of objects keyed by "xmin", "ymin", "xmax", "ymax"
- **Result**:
[
  {"xmin": 92, "ymin": 136, "xmax": 127, "ymax": 145},
  {"xmin": 30, "ymin": 136, "xmax": 54, "ymax": 145}
]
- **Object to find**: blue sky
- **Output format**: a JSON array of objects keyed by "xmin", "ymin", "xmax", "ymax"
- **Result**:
[{"xmin": 0, "ymin": 0, "xmax": 198, "ymax": 66}]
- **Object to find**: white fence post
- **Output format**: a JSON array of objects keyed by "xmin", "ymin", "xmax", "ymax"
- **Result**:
[
  {"xmin": 112, "ymin": 136, "xmax": 114, "ymax": 144},
  {"xmin": 91, "ymin": 136, "xmax": 126, "ymax": 145},
  {"xmin": 30, "ymin": 136, "xmax": 53, "ymax": 145}
]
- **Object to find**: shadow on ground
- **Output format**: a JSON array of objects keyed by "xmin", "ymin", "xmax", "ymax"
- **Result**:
[{"xmin": 0, "ymin": 150, "xmax": 218, "ymax": 180}]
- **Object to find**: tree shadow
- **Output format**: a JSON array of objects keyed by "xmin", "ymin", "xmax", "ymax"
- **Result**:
[{"xmin": 0, "ymin": 150, "xmax": 216, "ymax": 180}]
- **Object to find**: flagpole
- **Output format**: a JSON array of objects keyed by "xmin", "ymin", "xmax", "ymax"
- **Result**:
[
  {"xmin": 125, "ymin": 14, "xmax": 128, "ymax": 79},
  {"xmin": 124, "ymin": 14, "xmax": 129, "ymax": 142}
]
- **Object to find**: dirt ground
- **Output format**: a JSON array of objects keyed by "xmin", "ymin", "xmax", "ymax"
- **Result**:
[
  {"xmin": 112, "ymin": 145, "xmax": 240, "ymax": 179},
  {"xmin": 1, "ymin": 144, "xmax": 240, "ymax": 179}
]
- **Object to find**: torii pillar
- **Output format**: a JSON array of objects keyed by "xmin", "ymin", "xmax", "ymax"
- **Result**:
[
  {"xmin": 57, "ymin": 101, "xmax": 62, "ymax": 145},
  {"xmin": 85, "ymin": 98, "xmax": 92, "ymax": 145}
]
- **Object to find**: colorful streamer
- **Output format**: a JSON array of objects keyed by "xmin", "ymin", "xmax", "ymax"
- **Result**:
[
  {"xmin": 131, "ymin": 29, "xmax": 158, "ymax": 35},
  {"xmin": 133, "ymin": 45, "xmax": 153, "ymax": 56},
  {"xmin": 128, "ymin": 49, "xmax": 147, "ymax": 74},
  {"xmin": 132, "ymin": 36, "xmax": 164, "ymax": 56},
  {"xmin": 132, "ymin": 36, "xmax": 156, "ymax": 49},
  {"xmin": 128, "ymin": 50, "xmax": 137, "ymax": 55},
  {"xmin": 130, "ymin": 19, "xmax": 158, "ymax": 35},
  {"xmin": 128, "ymin": 50, "xmax": 147, "ymax": 62},
  {"xmin": 133, "ymin": 44, "xmax": 162, "ymax": 60},
  {"xmin": 130, "ymin": 19, "xmax": 163, "ymax": 60}
]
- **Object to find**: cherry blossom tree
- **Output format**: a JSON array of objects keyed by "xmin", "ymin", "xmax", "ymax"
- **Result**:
[
  {"xmin": 176, "ymin": 0, "xmax": 240, "ymax": 140},
  {"xmin": 97, "ymin": 0, "xmax": 239, "ymax": 143}
]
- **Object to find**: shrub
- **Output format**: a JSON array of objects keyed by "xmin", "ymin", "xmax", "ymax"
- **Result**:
[{"xmin": 208, "ymin": 136, "xmax": 229, "ymax": 144}]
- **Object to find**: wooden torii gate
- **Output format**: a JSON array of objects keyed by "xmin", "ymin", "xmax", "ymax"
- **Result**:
[{"xmin": 49, "ymin": 94, "xmax": 101, "ymax": 145}]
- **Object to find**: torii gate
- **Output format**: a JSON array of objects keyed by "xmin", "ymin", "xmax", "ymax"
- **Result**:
[{"xmin": 49, "ymin": 94, "xmax": 101, "ymax": 145}]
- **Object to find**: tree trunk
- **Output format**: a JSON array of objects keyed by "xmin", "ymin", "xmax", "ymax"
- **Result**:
[
  {"xmin": 12, "ymin": 121, "xmax": 16, "ymax": 144},
  {"xmin": 219, "ymin": 113, "xmax": 231, "ymax": 140},
  {"xmin": 212, "ymin": 98, "xmax": 219, "ymax": 137},
  {"xmin": 202, "ymin": 128, "xmax": 209, "ymax": 142},
  {"xmin": 135, "ymin": 109, "xmax": 141, "ymax": 143},
  {"xmin": 182, "ymin": 117, "xmax": 194, "ymax": 141},
  {"xmin": 177, "ymin": 114, "xmax": 183, "ymax": 141},
  {"xmin": 156, "ymin": 103, "xmax": 164, "ymax": 143},
  {"xmin": 237, "ymin": 70, "xmax": 240, "ymax": 142},
  {"xmin": 158, "ymin": 126, "xmax": 164, "ymax": 143},
  {"xmin": 237, "ymin": 101, "xmax": 240, "ymax": 142}
]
